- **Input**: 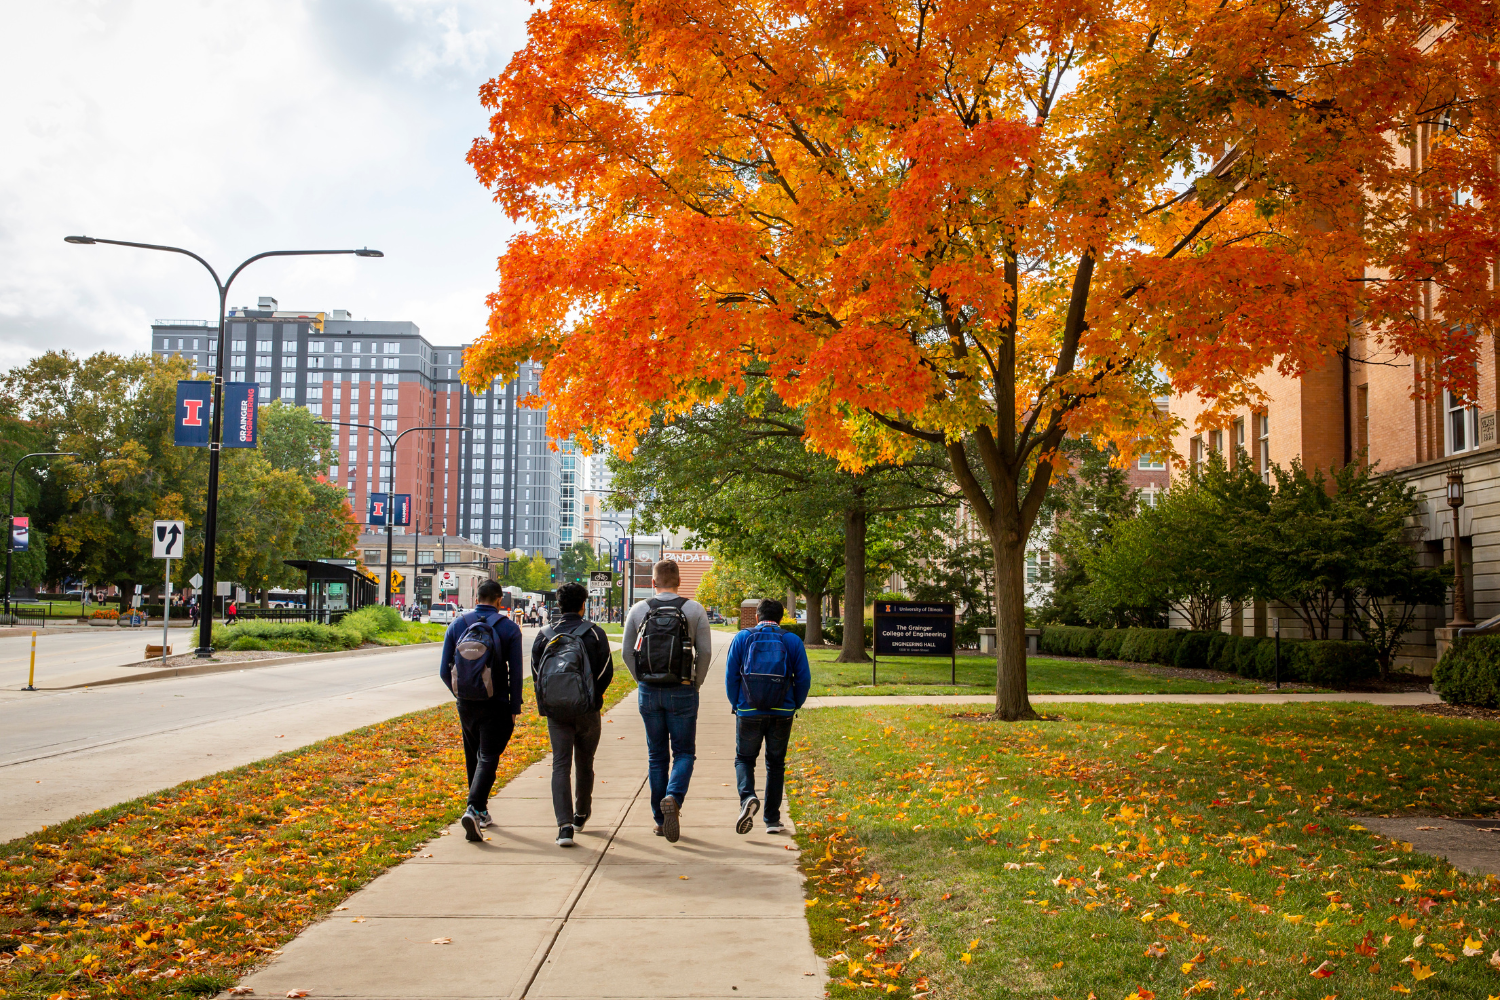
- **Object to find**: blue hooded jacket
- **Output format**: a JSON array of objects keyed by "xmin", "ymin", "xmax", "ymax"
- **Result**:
[
  {"xmin": 725, "ymin": 622, "xmax": 812, "ymax": 717},
  {"xmin": 439, "ymin": 605, "xmax": 525, "ymax": 708}
]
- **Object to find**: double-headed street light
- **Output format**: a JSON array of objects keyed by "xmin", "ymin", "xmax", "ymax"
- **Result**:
[
  {"xmin": 65, "ymin": 236, "xmax": 383, "ymax": 656},
  {"xmin": 4, "ymin": 452, "xmax": 79, "ymax": 616},
  {"xmin": 319, "ymin": 421, "xmax": 470, "ymax": 605}
]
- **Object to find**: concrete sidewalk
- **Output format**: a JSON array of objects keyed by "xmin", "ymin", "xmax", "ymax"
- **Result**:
[
  {"xmin": 234, "ymin": 638, "xmax": 825, "ymax": 1000},
  {"xmin": 803, "ymin": 691, "xmax": 1442, "ymax": 708}
]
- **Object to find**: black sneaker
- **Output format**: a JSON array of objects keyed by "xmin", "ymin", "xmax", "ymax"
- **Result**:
[
  {"xmin": 661, "ymin": 795, "xmax": 680, "ymax": 843},
  {"xmin": 556, "ymin": 825, "xmax": 575, "ymax": 847},
  {"xmin": 572, "ymin": 812, "xmax": 589, "ymax": 832},
  {"xmin": 460, "ymin": 806, "xmax": 483, "ymax": 842},
  {"xmin": 735, "ymin": 796, "xmax": 760, "ymax": 835}
]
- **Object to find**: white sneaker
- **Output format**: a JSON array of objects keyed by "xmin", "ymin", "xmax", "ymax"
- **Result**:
[{"xmin": 765, "ymin": 822, "xmax": 786, "ymax": 834}]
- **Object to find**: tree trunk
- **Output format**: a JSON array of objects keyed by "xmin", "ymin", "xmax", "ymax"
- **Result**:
[
  {"xmin": 991, "ymin": 531, "xmax": 1037, "ymax": 720},
  {"xmin": 836, "ymin": 507, "xmax": 868, "ymax": 662},
  {"xmin": 786, "ymin": 586, "xmax": 797, "ymax": 620},
  {"xmin": 805, "ymin": 590, "xmax": 824, "ymax": 646},
  {"xmin": 260, "ymin": 588, "xmax": 270, "ymax": 609},
  {"xmin": 831, "ymin": 592, "xmax": 840, "ymax": 618}
]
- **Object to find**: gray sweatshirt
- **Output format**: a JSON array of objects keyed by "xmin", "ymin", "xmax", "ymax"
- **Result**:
[{"xmin": 621, "ymin": 593, "xmax": 715, "ymax": 689}]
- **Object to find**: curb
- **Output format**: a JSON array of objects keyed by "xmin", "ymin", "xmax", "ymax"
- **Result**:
[{"xmin": 52, "ymin": 641, "xmax": 439, "ymax": 691}]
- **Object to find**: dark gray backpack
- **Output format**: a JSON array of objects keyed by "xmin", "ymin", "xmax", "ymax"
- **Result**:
[{"xmin": 534, "ymin": 619, "xmax": 597, "ymax": 717}]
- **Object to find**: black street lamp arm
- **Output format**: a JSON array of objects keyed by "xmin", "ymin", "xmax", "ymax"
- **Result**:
[
  {"xmin": 318, "ymin": 421, "xmax": 469, "ymax": 605},
  {"xmin": 65, "ymin": 236, "xmax": 382, "ymax": 656},
  {"xmin": 5, "ymin": 452, "xmax": 80, "ymax": 617}
]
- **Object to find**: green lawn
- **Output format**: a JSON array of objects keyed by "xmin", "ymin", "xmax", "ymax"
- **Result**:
[
  {"xmin": 791, "ymin": 702, "xmax": 1500, "ymax": 1000},
  {"xmin": 807, "ymin": 650, "xmax": 1267, "ymax": 696}
]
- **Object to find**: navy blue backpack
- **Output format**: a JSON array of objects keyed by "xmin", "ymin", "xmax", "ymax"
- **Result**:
[
  {"xmin": 450, "ymin": 614, "xmax": 503, "ymax": 702},
  {"xmin": 741, "ymin": 623, "xmax": 794, "ymax": 713}
]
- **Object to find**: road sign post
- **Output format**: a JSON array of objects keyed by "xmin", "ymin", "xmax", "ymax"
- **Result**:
[
  {"xmin": 152, "ymin": 520, "xmax": 184, "ymax": 667},
  {"xmin": 871, "ymin": 601, "xmax": 957, "ymax": 687}
]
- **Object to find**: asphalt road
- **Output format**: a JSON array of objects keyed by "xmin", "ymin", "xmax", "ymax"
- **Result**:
[
  {"xmin": 0, "ymin": 642, "xmax": 457, "ymax": 842},
  {"xmin": 0, "ymin": 627, "xmax": 191, "ymax": 689}
]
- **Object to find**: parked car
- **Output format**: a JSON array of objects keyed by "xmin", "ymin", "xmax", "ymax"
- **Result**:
[{"xmin": 428, "ymin": 601, "xmax": 460, "ymax": 624}]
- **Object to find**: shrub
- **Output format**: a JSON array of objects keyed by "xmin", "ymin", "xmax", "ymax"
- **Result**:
[
  {"xmin": 1094, "ymin": 628, "xmax": 1127, "ymax": 660},
  {"xmin": 228, "ymin": 635, "xmax": 269, "ymax": 651},
  {"xmin": 1291, "ymin": 640, "xmax": 1378, "ymax": 686},
  {"xmin": 781, "ymin": 622, "xmax": 806, "ymax": 641},
  {"xmin": 1172, "ymin": 631, "xmax": 1216, "ymax": 670},
  {"xmin": 1038, "ymin": 625, "xmax": 1100, "ymax": 658},
  {"xmin": 342, "ymin": 605, "xmax": 403, "ymax": 640},
  {"xmin": 1204, "ymin": 632, "xmax": 1234, "ymax": 672},
  {"xmin": 1116, "ymin": 627, "xmax": 1182, "ymax": 665},
  {"xmin": 823, "ymin": 620, "xmax": 873, "ymax": 648},
  {"xmin": 1434, "ymin": 636, "xmax": 1500, "ymax": 707}
]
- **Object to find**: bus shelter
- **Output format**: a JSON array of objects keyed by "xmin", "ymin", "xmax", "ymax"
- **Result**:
[{"xmin": 283, "ymin": 559, "xmax": 379, "ymax": 623}]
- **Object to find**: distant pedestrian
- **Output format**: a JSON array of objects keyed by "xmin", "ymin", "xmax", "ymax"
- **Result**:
[
  {"xmin": 440, "ymin": 579, "xmax": 525, "ymax": 842},
  {"xmin": 531, "ymin": 582, "xmax": 613, "ymax": 847},
  {"xmin": 225, "ymin": 600, "xmax": 238, "ymax": 624},
  {"xmin": 724, "ymin": 598, "xmax": 811, "ymax": 835},
  {"xmin": 189, "ymin": 601, "xmax": 200, "ymax": 627},
  {"xmin": 622, "ymin": 559, "xmax": 714, "ymax": 842}
]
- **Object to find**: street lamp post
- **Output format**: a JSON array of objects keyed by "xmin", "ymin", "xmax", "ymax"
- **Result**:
[
  {"xmin": 581, "ymin": 515, "xmax": 632, "ymax": 622},
  {"xmin": 65, "ymin": 236, "xmax": 383, "ymax": 656},
  {"xmin": 5, "ymin": 452, "xmax": 79, "ymax": 616},
  {"xmin": 1446, "ymin": 467, "xmax": 1472, "ymax": 628},
  {"xmin": 320, "ymin": 421, "xmax": 469, "ymax": 605}
]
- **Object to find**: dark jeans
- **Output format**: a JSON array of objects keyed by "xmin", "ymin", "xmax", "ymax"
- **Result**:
[
  {"xmin": 456, "ymin": 699, "xmax": 515, "ymax": 812},
  {"xmin": 638, "ymin": 685, "xmax": 698, "ymax": 823},
  {"xmin": 735, "ymin": 715, "xmax": 794, "ymax": 825},
  {"xmin": 547, "ymin": 711, "xmax": 602, "ymax": 827}
]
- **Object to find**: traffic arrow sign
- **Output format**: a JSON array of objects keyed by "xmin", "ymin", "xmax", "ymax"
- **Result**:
[{"xmin": 152, "ymin": 520, "xmax": 186, "ymax": 559}]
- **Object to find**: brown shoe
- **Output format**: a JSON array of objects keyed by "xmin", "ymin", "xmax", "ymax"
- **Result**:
[
  {"xmin": 653, "ymin": 824, "xmax": 663, "ymax": 836},
  {"xmin": 661, "ymin": 795, "xmax": 680, "ymax": 842}
]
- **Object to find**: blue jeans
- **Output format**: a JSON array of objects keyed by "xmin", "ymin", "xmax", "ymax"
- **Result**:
[
  {"xmin": 735, "ymin": 715, "xmax": 794, "ymax": 825},
  {"xmin": 638, "ymin": 685, "xmax": 698, "ymax": 823}
]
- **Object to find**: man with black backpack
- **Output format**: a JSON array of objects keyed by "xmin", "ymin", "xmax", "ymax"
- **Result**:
[
  {"xmin": 724, "ymin": 598, "xmax": 811, "ymax": 835},
  {"xmin": 439, "ymin": 579, "xmax": 526, "ymax": 842},
  {"xmin": 622, "ymin": 558, "xmax": 715, "ymax": 842},
  {"xmin": 531, "ymin": 582, "xmax": 613, "ymax": 847}
]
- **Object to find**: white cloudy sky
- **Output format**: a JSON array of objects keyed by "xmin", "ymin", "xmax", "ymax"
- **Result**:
[{"xmin": 0, "ymin": 0, "xmax": 532, "ymax": 365}]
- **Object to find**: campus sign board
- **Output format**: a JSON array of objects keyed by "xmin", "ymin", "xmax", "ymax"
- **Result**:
[{"xmin": 871, "ymin": 601, "xmax": 957, "ymax": 685}]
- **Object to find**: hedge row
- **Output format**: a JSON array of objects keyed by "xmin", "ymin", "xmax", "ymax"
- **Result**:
[
  {"xmin": 1434, "ymin": 636, "xmax": 1500, "ymax": 707},
  {"xmin": 209, "ymin": 605, "xmax": 405, "ymax": 652},
  {"xmin": 1039, "ymin": 624, "xmax": 1378, "ymax": 687}
]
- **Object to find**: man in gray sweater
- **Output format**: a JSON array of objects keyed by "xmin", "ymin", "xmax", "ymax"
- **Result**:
[{"xmin": 622, "ymin": 558, "xmax": 715, "ymax": 842}]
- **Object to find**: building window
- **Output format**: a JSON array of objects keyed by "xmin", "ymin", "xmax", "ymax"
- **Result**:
[
  {"xmin": 1025, "ymin": 550, "xmax": 1052, "ymax": 585},
  {"xmin": 307, "ymin": 402, "xmax": 322, "ymax": 416},
  {"xmin": 381, "ymin": 419, "xmax": 397, "ymax": 432},
  {"xmin": 256, "ymin": 340, "xmax": 272, "ymax": 352},
  {"xmin": 363, "ymin": 549, "xmax": 383, "ymax": 563},
  {"xmin": 281, "ymin": 371, "xmax": 297, "ymax": 383},
  {"xmin": 282, "ymin": 340, "xmax": 297, "ymax": 353},
  {"xmin": 280, "ymin": 388, "xmax": 295, "ymax": 400},
  {"xmin": 1189, "ymin": 436, "xmax": 1203, "ymax": 475},
  {"xmin": 309, "ymin": 341, "xmax": 324, "ymax": 353},
  {"xmin": 384, "ymin": 342, "xmax": 401, "ymax": 354},
  {"xmin": 255, "ymin": 372, "xmax": 271, "ymax": 384},
  {"xmin": 1234, "ymin": 417, "xmax": 1245, "ymax": 455},
  {"xmin": 1137, "ymin": 454, "xmax": 1165, "ymax": 471},
  {"xmin": 1447, "ymin": 391, "xmax": 1481, "ymax": 455},
  {"xmin": 256, "ymin": 355, "xmax": 271, "ymax": 368},
  {"xmin": 384, "ymin": 358, "xmax": 399, "ymax": 369},
  {"xmin": 232, "ymin": 340, "xmax": 247, "ymax": 352},
  {"xmin": 1257, "ymin": 413, "xmax": 1270, "ymax": 484},
  {"xmin": 382, "ymin": 404, "xmax": 399, "ymax": 416},
  {"xmin": 390, "ymin": 551, "xmax": 408, "ymax": 564},
  {"xmin": 418, "ymin": 549, "xmax": 435, "ymax": 564},
  {"xmin": 231, "ymin": 355, "xmax": 245, "ymax": 369},
  {"xmin": 308, "ymin": 372, "xmax": 323, "ymax": 384},
  {"xmin": 333, "ymin": 341, "xmax": 343, "ymax": 353}
]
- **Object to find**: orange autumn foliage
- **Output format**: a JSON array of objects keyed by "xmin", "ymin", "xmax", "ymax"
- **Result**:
[{"xmin": 467, "ymin": 0, "xmax": 1499, "ymax": 718}]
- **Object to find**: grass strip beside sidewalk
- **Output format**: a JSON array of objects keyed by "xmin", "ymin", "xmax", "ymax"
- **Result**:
[
  {"xmin": 0, "ymin": 680, "xmax": 636, "ymax": 1000},
  {"xmin": 807, "ymin": 651, "xmax": 1269, "ymax": 697},
  {"xmin": 789, "ymin": 702, "xmax": 1500, "ymax": 1000}
]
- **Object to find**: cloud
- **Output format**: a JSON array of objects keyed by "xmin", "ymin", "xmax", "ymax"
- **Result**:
[{"xmin": 0, "ymin": 0, "xmax": 526, "ymax": 366}]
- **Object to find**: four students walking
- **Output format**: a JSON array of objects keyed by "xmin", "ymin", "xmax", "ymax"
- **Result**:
[{"xmin": 440, "ymin": 560, "xmax": 809, "ymax": 846}]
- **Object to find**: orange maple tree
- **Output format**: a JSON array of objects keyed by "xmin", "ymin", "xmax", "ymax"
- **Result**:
[{"xmin": 467, "ymin": 0, "xmax": 1498, "ymax": 718}]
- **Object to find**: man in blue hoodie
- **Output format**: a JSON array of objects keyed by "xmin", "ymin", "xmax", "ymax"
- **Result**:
[
  {"xmin": 724, "ymin": 597, "xmax": 811, "ymax": 835},
  {"xmin": 439, "ymin": 579, "xmax": 525, "ymax": 842}
]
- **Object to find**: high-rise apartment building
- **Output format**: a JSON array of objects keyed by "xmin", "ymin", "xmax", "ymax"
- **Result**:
[{"xmin": 152, "ymin": 297, "xmax": 563, "ymax": 560}]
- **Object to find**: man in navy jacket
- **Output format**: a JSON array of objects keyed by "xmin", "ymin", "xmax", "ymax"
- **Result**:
[
  {"xmin": 439, "ymin": 579, "xmax": 525, "ymax": 841},
  {"xmin": 724, "ymin": 598, "xmax": 811, "ymax": 835}
]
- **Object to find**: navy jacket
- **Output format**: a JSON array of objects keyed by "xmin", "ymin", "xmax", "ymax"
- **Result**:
[
  {"xmin": 440, "ymin": 605, "xmax": 525, "ymax": 709},
  {"xmin": 725, "ymin": 622, "xmax": 812, "ymax": 717}
]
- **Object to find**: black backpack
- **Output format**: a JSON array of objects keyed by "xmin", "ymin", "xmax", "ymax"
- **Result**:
[
  {"xmin": 451, "ymin": 613, "xmax": 504, "ymax": 702},
  {"xmin": 635, "ymin": 596, "xmax": 694, "ymax": 686},
  {"xmin": 534, "ymin": 618, "xmax": 597, "ymax": 718}
]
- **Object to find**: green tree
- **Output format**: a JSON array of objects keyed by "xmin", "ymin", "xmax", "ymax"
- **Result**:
[
  {"xmin": 259, "ymin": 401, "xmax": 337, "ymax": 479},
  {"xmin": 1087, "ymin": 455, "xmax": 1258, "ymax": 631},
  {"xmin": 215, "ymin": 454, "xmax": 313, "ymax": 602},
  {"xmin": 558, "ymin": 540, "xmax": 602, "ymax": 585},
  {"xmin": 609, "ymin": 383, "xmax": 955, "ymax": 655},
  {"xmin": 1038, "ymin": 441, "xmax": 1163, "ymax": 627}
]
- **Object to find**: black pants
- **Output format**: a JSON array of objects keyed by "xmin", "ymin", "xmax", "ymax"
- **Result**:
[
  {"xmin": 547, "ymin": 711, "xmax": 602, "ymax": 826},
  {"xmin": 457, "ymin": 699, "xmax": 515, "ymax": 812}
]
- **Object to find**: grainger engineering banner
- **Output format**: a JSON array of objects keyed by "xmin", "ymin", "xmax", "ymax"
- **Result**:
[{"xmin": 222, "ymin": 383, "xmax": 259, "ymax": 448}]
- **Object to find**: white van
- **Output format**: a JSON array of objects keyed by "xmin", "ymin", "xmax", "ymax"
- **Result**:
[{"xmin": 428, "ymin": 601, "xmax": 461, "ymax": 624}]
